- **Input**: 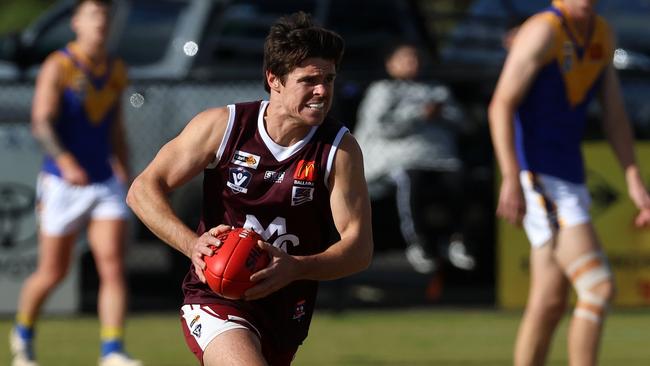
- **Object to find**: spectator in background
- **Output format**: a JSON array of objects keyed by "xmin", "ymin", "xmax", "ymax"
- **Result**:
[
  {"xmin": 9, "ymin": 1, "xmax": 141, "ymax": 366},
  {"xmin": 354, "ymin": 41, "xmax": 475, "ymax": 275}
]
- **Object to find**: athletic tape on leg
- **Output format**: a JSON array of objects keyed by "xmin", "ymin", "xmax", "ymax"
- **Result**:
[{"xmin": 566, "ymin": 252, "xmax": 612, "ymax": 323}]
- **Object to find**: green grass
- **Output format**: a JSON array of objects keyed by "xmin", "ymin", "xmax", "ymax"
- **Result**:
[{"xmin": 1, "ymin": 308, "xmax": 649, "ymax": 365}]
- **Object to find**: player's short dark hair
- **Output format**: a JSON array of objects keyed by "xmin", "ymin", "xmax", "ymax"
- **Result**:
[
  {"xmin": 74, "ymin": 0, "xmax": 112, "ymax": 12},
  {"xmin": 263, "ymin": 11, "xmax": 345, "ymax": 92}
]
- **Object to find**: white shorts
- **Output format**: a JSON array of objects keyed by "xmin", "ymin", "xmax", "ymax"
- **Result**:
[
  {"xmin": 180, "ymin": 304, "xmax": 259, "ymax": 354},
  {"xmin": 520, "ymin": 171, "xmax": 591, "ymax": 247},
  {"xmin": 36, "ymin": 172, "xmax": 129, "ymax": 235}
]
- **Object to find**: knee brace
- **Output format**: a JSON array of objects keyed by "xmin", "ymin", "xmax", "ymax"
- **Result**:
[{"xmin": 566, "ymin": 252, "xmax": 613, "ymax": 323}]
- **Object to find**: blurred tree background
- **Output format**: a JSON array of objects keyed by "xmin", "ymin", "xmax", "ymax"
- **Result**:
[{"xmin": 0, "ymin": 0, "xmax": 56, "ymax": 35}]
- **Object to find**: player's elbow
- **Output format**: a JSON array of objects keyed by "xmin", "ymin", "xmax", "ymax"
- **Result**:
[
  {"xmin": 336, "ymin": 231, "xmax": 373, "ymax": 276},
  {"xmin": 126, "ymin": 175, "xmax": 145, "ymax": 214},
  {"xmin": 30, "ymin": 120, "xmax": 47, "ymax": 141},
  {"xmin": 487, "ymin": 98, "xmax": 502, "ymax": 126},
  {"xmin": 489, "ymin": 91, "xmax": 519, "ymax": 118},
  {"xmin": 355, "ymin": 236, "xmax": 374, "ymax": 273}
]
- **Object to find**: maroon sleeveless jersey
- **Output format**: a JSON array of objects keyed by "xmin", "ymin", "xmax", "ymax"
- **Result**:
[{"xmin": 182, "ymin": 100, "xmax": 349, "ymax": 350}]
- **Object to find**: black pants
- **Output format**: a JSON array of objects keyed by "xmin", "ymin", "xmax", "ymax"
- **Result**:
[{"xmin": 372, "ymin": 169, "xmax": 467, "ymax": 257}]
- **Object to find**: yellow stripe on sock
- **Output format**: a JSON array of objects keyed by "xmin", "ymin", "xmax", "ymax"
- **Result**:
[
  {"xmin": 16, "ymin": 313, "xmax": 35, "ymax": 328},
  {"xmin": 100, "ymin": 326, "xmax": 124, "ymax": 341}
]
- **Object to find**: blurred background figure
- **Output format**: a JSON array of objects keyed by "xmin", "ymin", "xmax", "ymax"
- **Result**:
[
  {"xmin": 8, "ymin": 1, "xmax": 141, "ymax": 366},
  {"xmin": 354, "ymin": 41, "xmax": 476, "ymax": 276},
  {"xmin": 489, "ymin": 1, "xmax": 650, "ymax": 365}
]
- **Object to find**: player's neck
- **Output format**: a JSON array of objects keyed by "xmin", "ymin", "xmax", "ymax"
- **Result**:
[
  {"xmin": 263, "ymin": 115, "xmax": 312, "ymax": 147},
  {"xmin": 564, "ymin": 6, "xmax": 594, "ymax": 39},
  {"xmin": 569, "ymin": 17, "xmax": 592, "ymax": 38},
  {"xmin": 74, "ymin": 40, "xmax": 107, "ymax": 65}
]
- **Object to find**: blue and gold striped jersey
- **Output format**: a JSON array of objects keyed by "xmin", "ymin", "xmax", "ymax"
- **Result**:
[
  {"xmin": 42, "ymin": 42, "xmax": 128, "ymax": 183},
  {"xmin": 515, "ymin": 0, "xmax": 613, "ymax": 183}
]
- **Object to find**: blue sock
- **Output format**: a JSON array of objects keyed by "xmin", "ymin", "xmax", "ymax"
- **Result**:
[
  {"xmin": 14, "ymin": 324, "xmax": 35, "ymax": 359},
  {"xmin": 101, "ymin": 339, "xmax": 124, "ymax": 357},
  {"xmin": 15, "ymin": 324, "xmax": 34, "ymax": 340}
]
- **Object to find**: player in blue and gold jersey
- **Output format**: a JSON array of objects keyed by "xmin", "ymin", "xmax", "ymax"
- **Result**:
[
  {"xmin": 9, "ymin": 1, "xmax": 141, "ymax": 366},
  {"xmin": 489, "ymin": 1, "xmax": 650, "ymax": 365}
]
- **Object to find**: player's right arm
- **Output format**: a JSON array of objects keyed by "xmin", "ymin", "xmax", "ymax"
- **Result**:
[
  {"xmin": 488, "ymin": 14, "xmax": 555, "ymax": 225},
  {"xmin": 127, "ymin": 107, "xmax": 231, "ymax": 281},
  {"xmin": 31, "ymin": 54, "xmax": 88, "ymax": 185}
]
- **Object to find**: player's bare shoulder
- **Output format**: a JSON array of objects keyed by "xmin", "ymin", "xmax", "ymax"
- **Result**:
[
  {"xmin": 180, "ymin": 106, "xmax": 231, "ymax": 160},
  {"xmin": 329, "ymin": 131, "xmax": 365, "ymax": 188},
  {"xmin": 513, "ymin": 12, "xmax": 558, "ymax": 58},
  {"xmin": 36, "ymin": 51, "xmax": 67, "ymax": 85},
  {"xmin": 337, "ymin": 132, "xmax": 363, "ymax": 163}
]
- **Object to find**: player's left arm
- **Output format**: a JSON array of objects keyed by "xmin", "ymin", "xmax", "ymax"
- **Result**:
[
  {"xmin": 306, "ymin": 132, "xmax": 374, "ymax": 279},
  {"xmin": 246, "ymin": 133, "xmax": 373, "ymax": 299},
  {"xmin": 599, "ymin": 62, "xmax": 650, "ymax": 221}
]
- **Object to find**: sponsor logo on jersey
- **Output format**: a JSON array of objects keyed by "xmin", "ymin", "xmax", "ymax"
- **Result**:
[
  {"xmin": 232, "ymin": 150, "xmax": 260, "ymax": 169},
  {"xmin": 294, "ymin": 160, "xmax": 316, "ymax": 182},
  {"xmin": 190, "ymin": 315, "xmax": 200, "ymax": 328},
  {"xmin": 264, "ymin": 170, "xmax": 285, "ymax": 183},
  {"xmin": 192, "ymin": 324, "xmax": 202, "ymax": 338},
  {"xmin": 70, "ymin": 74, "xmax": 88, "ymax": 99},
  {"xmin": 227, "ymin": 167, "xmax": 252, "ymax": 194},
  {"xmin": 588, "ymin": 43, "xmax": 603, "ymax": 60},
  {"xmin": 293, "ymin": 179, "xmax": 314, "ymax": 187},
  {"xmin": 291, "ymin": 186, "xmax": 314, "ymax": 206},
  {"xmin": 292, "ymin": 299, "xmax": 306, "ymax": 320}
]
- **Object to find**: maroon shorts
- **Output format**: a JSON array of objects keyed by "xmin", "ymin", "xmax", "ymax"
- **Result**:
[{"xmin": 180, "ymin": 303, "xmax": 297, "ymax": 365}]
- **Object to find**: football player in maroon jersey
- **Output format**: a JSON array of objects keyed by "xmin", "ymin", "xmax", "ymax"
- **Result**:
[{"xmin": 127, "ymin": 11, "xmax": 373, "ymax": 366}]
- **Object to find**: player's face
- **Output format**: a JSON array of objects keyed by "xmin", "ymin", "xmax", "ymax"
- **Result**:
[
  {"xmin": 72, "ymin": 1, "xmax": 111, "ymax": 47},
  {"xmin": 273, "ymin": 57, "xmax": 336, "ymax": 126},
  {"xmin": 563, "ymin": 0, "xmax": 597, "ymax": 19}
]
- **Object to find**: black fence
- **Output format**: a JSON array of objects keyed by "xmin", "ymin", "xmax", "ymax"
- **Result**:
[{"xmin": 0, "ymin": 79, "xmax": 498, "ymax": 313}]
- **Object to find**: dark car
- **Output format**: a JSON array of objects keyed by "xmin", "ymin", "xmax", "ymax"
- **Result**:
[{"xmin": 436, "ymin": 0, "xmax": 650, "ymax": 137}]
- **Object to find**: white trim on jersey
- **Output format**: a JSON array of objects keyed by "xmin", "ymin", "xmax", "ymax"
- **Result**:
[
  {"xmin": 324, "ymin": 126, "xmax": 349, "ymax": 189},
  {"xmin": 257, "ymin": 100, "xmax": 318, "ymax": 162},
  {"xmin": 207, "ymin": 104, "xmax": 236, "ymax": 169}
]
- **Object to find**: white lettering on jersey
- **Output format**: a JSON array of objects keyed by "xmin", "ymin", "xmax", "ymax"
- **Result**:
[{"xmin": 243, "ymin": 215, "xmax": 299, "ymax": 251}]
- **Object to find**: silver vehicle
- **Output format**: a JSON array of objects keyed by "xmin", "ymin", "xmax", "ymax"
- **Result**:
[{"xmin": 0, "ymin": 0, "xmax": 442, "ymax": 311}]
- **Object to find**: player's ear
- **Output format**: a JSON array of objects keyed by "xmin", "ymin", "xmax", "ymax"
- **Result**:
[
  {"xmin": 266, "ymin": 71, "xmax": 281, "ymax": 92},
  {"xmin": 70, "ymin": 12, "xmax": 79, "ymax": 33}
]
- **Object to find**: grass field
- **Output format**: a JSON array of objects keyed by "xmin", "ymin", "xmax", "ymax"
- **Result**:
[{"xmin": 2, "ymin": 308, "xmax": 650, "ymax": 365}]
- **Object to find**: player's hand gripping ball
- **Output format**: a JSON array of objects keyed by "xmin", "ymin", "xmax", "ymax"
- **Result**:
[{"xmin": 204, "ymin": 228, "xmax": 270, "ymax": 299}]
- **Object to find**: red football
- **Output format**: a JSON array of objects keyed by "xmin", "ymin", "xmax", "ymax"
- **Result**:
[{"xmin": 204, "ymin": 228, "xmax": 269, "ymax": 299}]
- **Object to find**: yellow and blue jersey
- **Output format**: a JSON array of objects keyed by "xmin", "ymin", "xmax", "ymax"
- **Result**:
[
  {"xmin": 42, "ymin": 42, "xmax": 128, "ymax": 183},
  {"xmin": 515, "ymin": 0, "xmax": 613, "ymax": 183}
]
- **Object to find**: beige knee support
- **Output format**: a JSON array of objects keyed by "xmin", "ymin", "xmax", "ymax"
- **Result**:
[{"xmin": 566, "ymin": 252, "xmax": 613, "ymax": 323}]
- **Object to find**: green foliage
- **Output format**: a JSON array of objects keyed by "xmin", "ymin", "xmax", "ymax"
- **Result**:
[
  {"xmin": 1, "ymin": 309, "xmax": 650, "ymax": 365},
  {"xmin": 0, "ymin": 0, "xmax": 56, "ymax": 35}
]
